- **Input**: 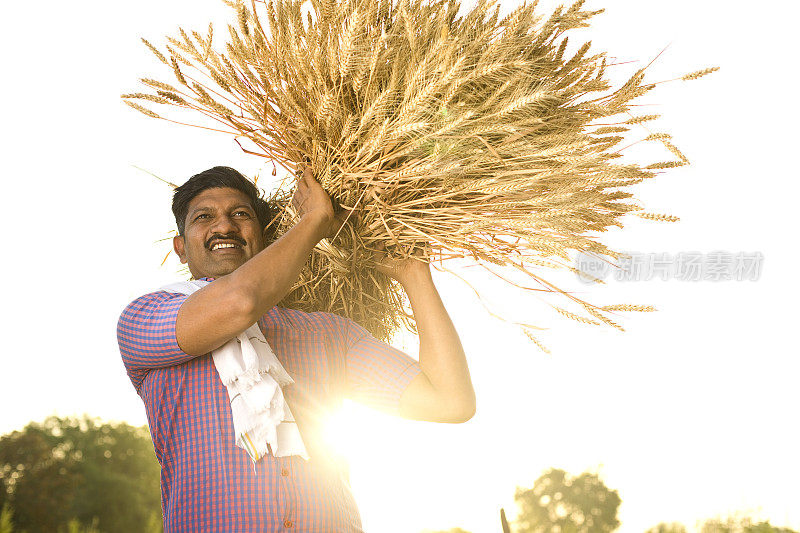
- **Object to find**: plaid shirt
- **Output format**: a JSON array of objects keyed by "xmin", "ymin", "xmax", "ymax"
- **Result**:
[{"xmin": 117, "ymin": 279, "xmax": 421, "ymax": 532}]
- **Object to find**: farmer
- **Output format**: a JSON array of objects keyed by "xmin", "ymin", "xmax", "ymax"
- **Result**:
[{"xmin": 117, "ymin": 165, "xmax": 475, "ymax": 532}]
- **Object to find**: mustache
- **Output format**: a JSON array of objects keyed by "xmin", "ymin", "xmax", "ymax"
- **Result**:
[{"xmin": 206, "ymin": 234, "xmax": 247, "ymax": 249}]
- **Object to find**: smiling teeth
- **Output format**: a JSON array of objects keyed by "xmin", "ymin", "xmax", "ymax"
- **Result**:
[{"xmin": 212, "ymin": 243, "xmax": 238, "ymax": 250}]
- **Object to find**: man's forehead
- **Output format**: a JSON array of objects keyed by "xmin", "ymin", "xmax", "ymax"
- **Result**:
[{"xmin": 188, "ymin": 187, "xmax": 254, "ymax": 212}]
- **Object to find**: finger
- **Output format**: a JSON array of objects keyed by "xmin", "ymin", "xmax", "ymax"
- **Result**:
[
  {"xmin": 291, "ymin": 191, "xmax": 306, "ymax": 209},
  {"xmin": 300, "ymin": 166, "xmax": 315, "ymax": 187},
  {"xmin": 374, "ymin": 258, "xmax": 391, "ymax": 273},
  {"xmin": 375, "ymin": 260, "xmax": 398, "ymax": 278},
  {"xmin": 294, "ymin": 165, "xmax": 307, "ymax": 182}
]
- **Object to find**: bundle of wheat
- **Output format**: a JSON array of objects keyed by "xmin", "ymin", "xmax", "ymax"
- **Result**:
[{"xmin": 123, "ymin": 0, "xmax": 717, "ymax": 348}]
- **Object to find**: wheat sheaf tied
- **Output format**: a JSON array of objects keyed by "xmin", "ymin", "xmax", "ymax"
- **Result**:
[{"xmin": 123, "ymin": 0, "xmax": 717, "ymax": 348}]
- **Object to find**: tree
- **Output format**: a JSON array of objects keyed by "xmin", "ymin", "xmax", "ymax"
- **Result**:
[
  {"xmin": 514, "ymin": 468, "xmax": 621, "ymax": 533},
  {"xmin": 645, "ymin": 523, "xmax": 687, "ymax": 533},
  {"xmin": 700, "ymin": 516, "xmax": 798, "ymax": 533},
  {"xmin": 0, "ymin": 504, "xmax": 14, "ymax": 533},
  {"xmin": 745, "ymin": 523, "xmax": 799, "ymax": 533},
  {"xmin": 0, "ymin": 416, "xmax": 162, "ymax": 533}
]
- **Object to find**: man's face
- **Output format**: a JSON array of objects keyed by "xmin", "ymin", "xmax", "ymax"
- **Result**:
[{"xmin": 173, "ymin": 187, "xmax": 267, "ymax": 279}]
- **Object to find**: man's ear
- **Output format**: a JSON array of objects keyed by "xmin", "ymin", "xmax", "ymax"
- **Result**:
[{"xmin": 173, "ymin": 234, "xmax": 188, "ymax": 264}]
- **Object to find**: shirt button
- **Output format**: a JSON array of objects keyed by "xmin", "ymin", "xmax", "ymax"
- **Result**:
[
  {"xmin": 284, "ymin": 520, "xmax": 293, "ymax": 528},
  {"xmin": 280, "ymin": 468, "xmax": 289, "ymax": 477}
]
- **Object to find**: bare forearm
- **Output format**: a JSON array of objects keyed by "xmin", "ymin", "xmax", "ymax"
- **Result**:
[{"xmin": 399, "ymin": 268, "xmax": 475, "ymax": 422}]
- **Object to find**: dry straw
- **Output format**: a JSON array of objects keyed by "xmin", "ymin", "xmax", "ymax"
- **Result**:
[{"xmin": 124, "ymin": 0, "xmax": 717, "ymax": 348}]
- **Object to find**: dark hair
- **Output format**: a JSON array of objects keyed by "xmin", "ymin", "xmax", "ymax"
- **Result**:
[{"xmin": 171, "ymin": 166, "xmax": 275, "ymax": 236}]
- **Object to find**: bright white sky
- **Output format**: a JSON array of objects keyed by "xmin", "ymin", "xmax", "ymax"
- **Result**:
[{"xmin": 1, "ymin": 0, "xmax": 798, "ymax": 532}]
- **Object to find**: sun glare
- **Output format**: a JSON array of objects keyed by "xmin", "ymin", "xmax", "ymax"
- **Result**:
[
  {"xmin": 320, "ymin": 401, "xmax": 431, "ymax": 532},
  {"xmin": 320, "ymin": 401, "xmax": 363, "ymax": 458}
]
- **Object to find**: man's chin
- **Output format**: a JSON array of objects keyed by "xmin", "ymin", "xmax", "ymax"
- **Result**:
[{"xmin": 190, "ymin": 258, "xmax": 247, "ymax": 279}]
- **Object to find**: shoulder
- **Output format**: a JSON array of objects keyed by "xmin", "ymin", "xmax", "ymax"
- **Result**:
[
  {"xmin": 269, "ymin": 309, "xmax": 385, "ymax": 354},
  {"xmin": 126, "ymin": 289, "xmax": 185, "ymax": 305},
  {"xmin": 118, "ymin": 290, "xmax": 189, "ymax": 328},
  {"xmin": 265, "ymin": 307, "xmax": 352, "ymax": 334}
]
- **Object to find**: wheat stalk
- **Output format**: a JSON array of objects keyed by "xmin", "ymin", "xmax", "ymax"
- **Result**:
[{"xmin": 124, "ymin": 0, "xmax": 717, "ymax": 347}]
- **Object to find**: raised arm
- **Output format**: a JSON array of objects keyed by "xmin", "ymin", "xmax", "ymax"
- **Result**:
[
  {"xmin": 379, "ymin": 258, "xmax": 476, "ymax": 423},
  {"xmin": 174, "ymin": 167, "xmax": 337, "ymax": 356}
]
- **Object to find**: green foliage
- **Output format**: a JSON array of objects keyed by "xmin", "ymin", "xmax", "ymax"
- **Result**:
[
  {"xmin": 700, "ymin": 516, "xmax": 798, "ymax": 533},
  {"xmin": 746, "ymin": 523, "xmax": 800, "ymax": 533},
  {"xmin": 0, "ymin": 504, "xmax": 14, "ymax": 533},
  {"xmin": 700, "ymin": 517, "xmax": 735, "ymax": 533},
  {"xmin": 62, "ymin": 517, "xmax": 99, "ymax": 533},
  {"xmin": 0, "ymin": 416, "xmax": 162, "ymax": 533},
  {"xmin": 645, "ymin": 522, "xmax": 687, "ymax": 533},
  {"xmin": 514, "ymin": 468, "xmax": 621, "ymax": 533}
]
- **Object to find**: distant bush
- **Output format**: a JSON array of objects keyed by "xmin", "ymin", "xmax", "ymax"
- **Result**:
[{"xmin": 0, "ymin": 416, "xmax": 162, "ymax": 533}]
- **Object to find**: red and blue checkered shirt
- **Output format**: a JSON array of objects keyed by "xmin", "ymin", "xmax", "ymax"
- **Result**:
[{"xmin": 117, "ymin": 278, "xmax": 421, "ymax": 532}]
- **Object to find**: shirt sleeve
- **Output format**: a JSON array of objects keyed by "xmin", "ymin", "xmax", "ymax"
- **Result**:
[
  {"xmin": 341, "ymin": 319, "xmax": 422, "ymax": 414},
  {"xmin": 116, "ymin": 291, "xmax": 196, "ymax": 392}
]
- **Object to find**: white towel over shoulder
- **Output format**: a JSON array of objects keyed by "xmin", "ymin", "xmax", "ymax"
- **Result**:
[{"xmin": 160, "ymin": 280, "xmax": 309, "ymax": 462}]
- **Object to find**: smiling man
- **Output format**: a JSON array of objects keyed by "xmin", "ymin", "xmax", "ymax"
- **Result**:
[{"xmin": 117, "ymin": 166, "xmax": 475, "ymax": 532}]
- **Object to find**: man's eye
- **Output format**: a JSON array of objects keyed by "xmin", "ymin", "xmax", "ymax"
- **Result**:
[
  {"xmin": 233, "ymin": 211, "xmax": 251, "ymax": 217},
  {"xmin": 195, "ymin": 213, "xmax": 210, "ymax": 221}
]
